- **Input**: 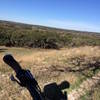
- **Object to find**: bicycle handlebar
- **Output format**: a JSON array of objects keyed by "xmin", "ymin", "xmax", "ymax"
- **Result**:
[
  {"xmin": 3, "ymin": 54, "xmax": 44, "ymax": 100},
  {"xmin": 3, "ymin": 54, "xmax": 22, "ymax": 74}
]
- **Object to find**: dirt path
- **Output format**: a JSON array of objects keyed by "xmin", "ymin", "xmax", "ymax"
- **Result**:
[{"xmin": 68, "ymin": 71, "xmax": 100, "ymax": 100}]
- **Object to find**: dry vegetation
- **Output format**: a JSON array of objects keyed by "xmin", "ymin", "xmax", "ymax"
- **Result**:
[
  {"xmin": 0, "ymin": 20, "xmax": 100, "ymax": 49},
  {"xmin": 0, "ymin": 46, "xmax": 100, "ymax": 100}
]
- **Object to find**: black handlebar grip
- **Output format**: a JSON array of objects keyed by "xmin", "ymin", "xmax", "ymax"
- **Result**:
[{"xmin": 3, "ymin": 54, "xmax": 22, "ymax": 74}]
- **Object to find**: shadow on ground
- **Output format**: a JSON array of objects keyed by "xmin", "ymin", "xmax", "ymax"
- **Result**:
[
  {"xmin": 0, "ymin": 48, "xmax": 8, "ymax": 53},
  {"xmin": 50, "ymin": 57, "xmax": 100, "ymax": 78}
]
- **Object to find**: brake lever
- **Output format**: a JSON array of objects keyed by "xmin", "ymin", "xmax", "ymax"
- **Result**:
[{"xmin": 10, "ymin": 74, "xmax": 23, "ymax": 86}]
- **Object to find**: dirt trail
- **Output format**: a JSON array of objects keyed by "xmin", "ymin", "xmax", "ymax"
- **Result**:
[{"xmin": 68, "ymin": 71, "xmax": 100, "ymax": 100}]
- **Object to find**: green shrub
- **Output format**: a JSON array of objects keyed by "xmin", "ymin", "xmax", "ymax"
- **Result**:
[{"xmin": 0, "ymin": 22, "xmax": 100, "ymax": 49}]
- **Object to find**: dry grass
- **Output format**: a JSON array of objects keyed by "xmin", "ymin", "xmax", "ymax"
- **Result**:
[{"xmin": 0, "ymin": 46, "xmax": 100, "ymax": 100}]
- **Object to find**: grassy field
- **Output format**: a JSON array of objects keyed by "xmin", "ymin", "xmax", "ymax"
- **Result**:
[
  {"xmin": 80, "ymin": 83, "xmax": 100, "ymax": 100},
  {"xmin": 0, "ymin": 46, "xmax": 100, "ymax": 100}
]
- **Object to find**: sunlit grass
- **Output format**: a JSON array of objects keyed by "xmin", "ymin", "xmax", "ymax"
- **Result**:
[{"xmin": 0, "ymin": 46, "xmax": 100, "ymax": 100}]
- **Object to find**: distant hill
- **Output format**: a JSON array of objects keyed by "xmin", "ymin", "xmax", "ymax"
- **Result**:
[{"xmin": 0, "ymin": 20, "xmax": 100, "ymax": 49}]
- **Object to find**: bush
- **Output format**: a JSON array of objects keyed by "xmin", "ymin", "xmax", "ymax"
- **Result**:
[{"xmin": 0, "ymin": 22, "xmax": 100, "ymax": 49}]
